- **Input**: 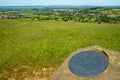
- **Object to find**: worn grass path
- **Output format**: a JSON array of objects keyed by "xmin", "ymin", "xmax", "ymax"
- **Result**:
[{"xmin": 0, "ymin": 19, "xmax": 120, "ymax": 80}]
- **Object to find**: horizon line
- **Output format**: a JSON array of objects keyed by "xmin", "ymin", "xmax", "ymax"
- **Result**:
[{"xmin": 0, "ymin": 5, "xmax": 120, "ymax": 7}]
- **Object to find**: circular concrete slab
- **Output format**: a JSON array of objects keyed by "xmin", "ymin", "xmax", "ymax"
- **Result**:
[
  {"xmin": 68, "ymin": 50, "xmax": 109, "ymax": 77},
  {"xmin": 52, "ymin": 46, "xmax": 120, "ymax": 80}
]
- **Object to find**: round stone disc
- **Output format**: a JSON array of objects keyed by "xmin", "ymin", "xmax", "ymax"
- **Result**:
[{"xmin": 68, "ymin": 50, "xmax": 109, "ymax": 77}]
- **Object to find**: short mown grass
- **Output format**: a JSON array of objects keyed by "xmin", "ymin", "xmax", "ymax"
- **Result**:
[{"xmin": 0, "ymin": 19, "xmax": 120, "ymax": 80}]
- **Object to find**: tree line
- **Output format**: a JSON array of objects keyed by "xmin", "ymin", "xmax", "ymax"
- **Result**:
[{"xmin": 0, "ymin": 8, "xmax": 120, "ymax": 23}]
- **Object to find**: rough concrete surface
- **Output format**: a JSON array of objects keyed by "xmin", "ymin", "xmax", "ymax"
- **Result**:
[{"xmin": 52, "ymin": 46, "xmax": 120, "ymax": 80}]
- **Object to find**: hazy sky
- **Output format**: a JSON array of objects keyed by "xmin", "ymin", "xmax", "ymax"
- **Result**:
[{"xmin": 0, "ymin": 0, "xmax": 120, "ymax": 6}]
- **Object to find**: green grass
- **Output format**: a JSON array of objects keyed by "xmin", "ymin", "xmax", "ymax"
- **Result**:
[{"xmin": 0, "ymin": 19, "xmax": 120, "ymax": 80}]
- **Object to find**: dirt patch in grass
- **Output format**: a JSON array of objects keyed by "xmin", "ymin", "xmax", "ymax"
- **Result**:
[{"xmin": 0, "ymin": 66, "xmax": 56, "ymax": 80}]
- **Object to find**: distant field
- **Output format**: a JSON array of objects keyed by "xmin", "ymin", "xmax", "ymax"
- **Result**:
[{"xmin": 0, "ymin": 19, "xmax": 120, "ymax": 80}]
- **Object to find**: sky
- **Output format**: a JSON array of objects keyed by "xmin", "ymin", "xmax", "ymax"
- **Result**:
[{"xmin": 0, "ymin": 0, "xmax": 120, "ymax": 6}]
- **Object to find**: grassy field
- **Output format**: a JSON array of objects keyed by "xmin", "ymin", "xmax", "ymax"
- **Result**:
[{"xmin": 0, "ymin": 19, "xmax": 120, "ymax": 80}]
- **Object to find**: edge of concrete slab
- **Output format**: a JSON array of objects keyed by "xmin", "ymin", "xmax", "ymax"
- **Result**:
[{"xmin": 52, "ymin": 45, "xmax": 120, "ymax": 80}]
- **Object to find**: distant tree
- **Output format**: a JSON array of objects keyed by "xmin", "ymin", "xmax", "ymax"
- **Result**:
[
  {"xmin": 62, "ymin": 17, "xmax": 68, "ymax": 22},
  {"xmin": 98, "ymin": 20, "xmax": 101, "ymax": 24}
]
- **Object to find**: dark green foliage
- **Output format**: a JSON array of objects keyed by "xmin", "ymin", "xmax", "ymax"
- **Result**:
[{"xmin": 0, "ymin": 8, "xmax": 120, "ymax": 23}]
